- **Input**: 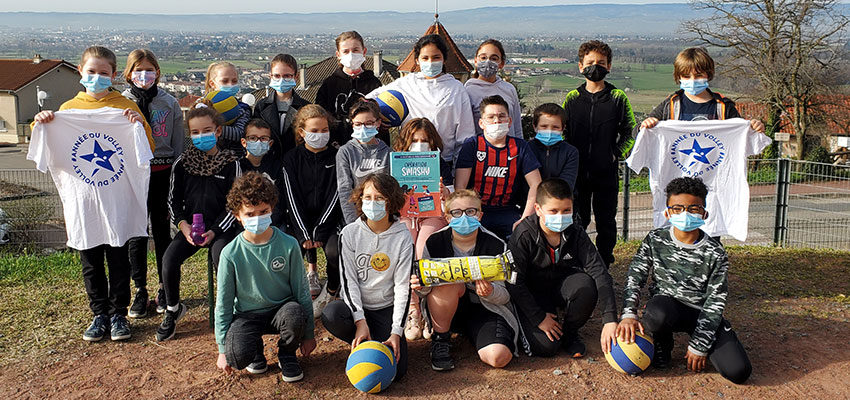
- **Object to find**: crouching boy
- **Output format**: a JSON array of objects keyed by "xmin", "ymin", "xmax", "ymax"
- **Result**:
[
  {"xmin": 616, "ymin": 177, "xmax": 751, "ymax": 384},
  {"xmin": 215, "ymin": 171, "xmax": 316, "ymax": 382}
]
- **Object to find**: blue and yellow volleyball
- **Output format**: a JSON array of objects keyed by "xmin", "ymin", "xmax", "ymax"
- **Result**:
[
  {"xmin": 605, "ymin": 331, "xmax": 654, "ymax": 375},
  {"xmin": 375, "ymin": 90, "xmax": 408, "ymax": 127},
  {"xmin": 202, "ymin": 90, "xmax": 240, "ymax": 125},
  {"xmin": 345, "ymin": 340, "xmax": 396, "ymax": 393}
]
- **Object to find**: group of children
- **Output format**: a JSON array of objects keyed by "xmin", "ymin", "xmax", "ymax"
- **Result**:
[{"xmin": 34, "ymin": 33, "xmax": 760, "ymax": 385}]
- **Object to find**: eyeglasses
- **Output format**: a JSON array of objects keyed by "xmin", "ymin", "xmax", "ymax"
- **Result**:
[
  {"xmin": 667, "ymin": 204, "xmax": 706, "ymax": 214},
  {"xmin": 448, "ymin": 208, "xmax": 480, "ymax": 218},
  {"xmin": 245, "ymin": 136, "xmax": 271, "ymax": 143},
  {"xmin": 481, "ymin": 113, "xmax": 509, "ymax": 122},
  {"xmin": 352, "ymin": 121, "xmax": 378, "ymax": 128}
]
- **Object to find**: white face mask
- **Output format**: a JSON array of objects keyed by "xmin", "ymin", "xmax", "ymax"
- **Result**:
[
  {"xmin": 409, "ymin": 142, "xmax": 431, "ymax": 152},
  {"xmin": 339, "ymin": 52, "xmax": 366, "ymax": 70},
  {"xmin": 303, "ymin": 130, "xmax": 330, "ymax": 149},
  {"xmin": 484, "ymin": 123, "xmax": 510, "ymax": 141}
]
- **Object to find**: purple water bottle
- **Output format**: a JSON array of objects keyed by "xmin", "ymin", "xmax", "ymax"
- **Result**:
[{"xmin": 191, "ymin": 213, "xmax": 205, "ymax": 245}]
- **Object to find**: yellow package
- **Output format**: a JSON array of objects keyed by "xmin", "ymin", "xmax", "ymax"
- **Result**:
[{"xmin": 416, "ymin": 251, "xmax": 517, "ymax": 287}]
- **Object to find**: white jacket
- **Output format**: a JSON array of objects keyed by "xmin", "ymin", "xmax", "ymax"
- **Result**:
[
  {"xmin": 367, "ymin": 73, "xmax": 475, "ymax": 163},
  {"xmin": 465, "ymin": 76, "xmax": 523, "ymax": 138}
]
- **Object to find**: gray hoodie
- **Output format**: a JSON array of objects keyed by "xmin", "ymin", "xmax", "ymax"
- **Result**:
[
  {"xmin": 335, "ymin": 138, "xmax": 391, "ymax": 223},
  {"xmin": 339, "ymin": 218, "xmax": 414, "ymax": 337},
  {"xmin": 122, "ymin": 89, "xmax": 184, "ymax": 163}
]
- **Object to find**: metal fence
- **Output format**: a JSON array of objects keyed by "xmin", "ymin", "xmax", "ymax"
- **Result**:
[
  {"xmin": 616, "ymin": 158, "xmax": 850, "ymax": 250},
  {"xmin": 1, "ymin": 158, "xmax": 849, "ymax": 251}
]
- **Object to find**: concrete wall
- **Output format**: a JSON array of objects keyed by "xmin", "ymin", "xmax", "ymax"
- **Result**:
[
  {"xmin": 0, "ymin": 94, "xmax": 18, "ymax": 143},
  {"xmin": 16, "ymin": 65, "xmax": 81, "ymax": 125}
]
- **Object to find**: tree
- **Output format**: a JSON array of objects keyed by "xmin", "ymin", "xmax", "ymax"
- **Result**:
[{"xmin": 686, "ymin": 0, "xmax": 849, "ymax": 158}]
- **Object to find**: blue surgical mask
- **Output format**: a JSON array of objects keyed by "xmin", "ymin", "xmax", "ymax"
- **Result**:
[
  {"xmin": 544, "ymin": 213, "xmax": 573, "ymax": 233},
  {"xmin": 217, "ymin": 84, "xmax": 240, "ymax": 97},
  {"xmin": 242, "ymin": 213, "xmax": 272, "ymax": 234},
  {"xmin": 449, "ymin": 214, "xmax": 481, "ymax": 236},
  {"xmin": 361, "ymin": 200, "xmax": 387, "ymax": 221},
  {"xmin": 668, "ymin": 212, "xmax": 705, "ymax": 232},
  {"xmin": 246, "ymin": 141, "xmax": 269, "ymax": 157},
  {"xmin": 269, "ymin": 78, "xmax": 296, "ymax": 94},
  {"xmin": 192, "ymin": 132, "xmax": 217, "ymax": 152},
  {"xmin": 419, "ymin": 60, "xmax": 443, "ymax": 78},
  {"xmin": 79, "ymin": 74, "xmax": 112, "ymax": 94},
  {"xmin": 352, "ymin": 125, "xmax": 379, "ymax": 143},
  {"xmin": 680, "ymin": 79, "xmax": 709, "ymax": 96},
  {"xmin": 535, "ymin": 130, "xmax": 563, "ymax": 146}
]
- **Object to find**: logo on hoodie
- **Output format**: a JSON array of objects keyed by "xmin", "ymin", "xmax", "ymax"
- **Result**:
[
  {"xmin": 70, "ymin": 132, "xmax": 126, "ymax": 187},
  {"xmin": 370, "ymin": 253, "xmax": 390, "ymax": 271}
]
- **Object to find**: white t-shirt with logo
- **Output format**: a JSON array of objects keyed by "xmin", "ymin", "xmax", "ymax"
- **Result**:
[
  {"xmin": 626, "ymin": 118, "xmax": 771, "ymax": 241},
  {"xmin": 27, "ymin": 108, "xmax": 153, "ymax": 250}
]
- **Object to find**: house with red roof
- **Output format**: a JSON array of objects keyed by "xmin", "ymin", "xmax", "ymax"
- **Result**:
[{"xmin": 0, "ymin": 56, "xmax": 79, "ymax": 143}]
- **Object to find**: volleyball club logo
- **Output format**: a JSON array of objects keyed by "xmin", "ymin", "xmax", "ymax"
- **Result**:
[
  {"xmin": 70, "ymin": 132, "xmax": 126, "ymax": 187},
  {"xmin": 669, "ymin": 131, "xmax": 726, "ymax": 176}
]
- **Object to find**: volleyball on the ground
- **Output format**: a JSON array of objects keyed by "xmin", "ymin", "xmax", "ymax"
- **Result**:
[
  {"xmin": 375, "ymin": 90, "xmax": 408, "ymax": 127},
  {"xmin": 345, "ymin": 340, "xmax": 396, "ymax": 393},
  {"xmin": 202, "ymin": 90, "xmax": 241, "ymax": 125},
  {"xmin": 605, "ymin": 331, "xmax": 654, "ymax": 375}
]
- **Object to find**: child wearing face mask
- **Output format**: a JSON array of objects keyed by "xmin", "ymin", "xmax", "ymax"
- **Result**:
[
  {"xmin": 464, "ymin": 39, "xmax": 523, "ymax": 139},
  {"xmin": 638, "ymin": 47, "xmax": 765, "ymax": 132},
  {"xmin": 366, "ymin": 34, "xmax": 475, "ymax": 166},
  {"xmin": 205, "ymin": 61, "xmax": 252, "ymax": 152},
  {"xmin": 253, "ymin": 54, "xmax": 310, "ymax": 158},
  {"xmin": 336, "ymin": 100, "xmax": 390, "ymax": 224},
  {"xmin": 238, "ymin": 118, "xmax": 286, "ymax": 229},
  {"xmin": 321, "ymin": 172, "xmax": 414, "ymax": 382},
  {"xmin": 32, "ymin": 45, "xmax": 155, "ymax": 343},
  {"xmin": 616, "ymin": 177, "xmax": 752, "ymax": 384},
  {"xmin": 392, "ymin": 117, "xmax": 453, "ymax": 340},
  {"xmin": 561, "ymin": 40, "xmax": 635, "ymax": 268},
  {"xmin": 506, "ymin": 178, "xmax": 618, "ymax": 360},
  {"xmin": 156, "ymin": 104, "xmax": 242, "ymax": 342},
  {"xmin": 527, "ymin": 103, "xmax": 579, "ymax": 191},
  {"xmin": 121, "ymin": 49, "xmax": 185, "ymax": 318},
  {"xmin": 410, "ymin": 189, "xmax": 521, "ymax": 371},
  {"xmin": 281, "ymin": 105, "xmax": 343, "ymax": 312},
  {"xmin": 316, "ymin": 31, "xmax": 388, "ymax": 148},
  {"xmin": 455, "ymin": 95, "xmax": 542, "ymax": 239}
]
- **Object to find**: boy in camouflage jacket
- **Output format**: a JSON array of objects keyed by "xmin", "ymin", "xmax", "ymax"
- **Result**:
[{"xmin": 615, "ymin": 177, "xmax": 751, "ymax": 384}]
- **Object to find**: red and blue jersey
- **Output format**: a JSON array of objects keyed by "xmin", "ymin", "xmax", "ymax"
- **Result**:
[{"xmin": 456, "ymin": 135, "xmax": 541, "ymax": 208}]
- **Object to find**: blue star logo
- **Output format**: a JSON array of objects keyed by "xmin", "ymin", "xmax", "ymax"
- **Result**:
[
  {"xmin": 679, "ymin": 139, "xmax": 715, "ymax": 167},
  {"xmin": 79, "ymin": 140, "xmax": 115, "ymax": 177}
]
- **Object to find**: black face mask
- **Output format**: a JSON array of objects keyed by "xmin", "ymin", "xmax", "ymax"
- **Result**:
[{"xmin": 581, "ymin": 64, "xmax": 609, "ymax": 82}]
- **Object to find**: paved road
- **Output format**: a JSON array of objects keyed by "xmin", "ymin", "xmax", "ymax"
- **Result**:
[{"xmin": 0, "ymin": 144, "xmax": 35, "ymax": 169}]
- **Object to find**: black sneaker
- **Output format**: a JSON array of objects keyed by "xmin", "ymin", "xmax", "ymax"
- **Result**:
[
  {"xmin": 155, "ymin": 288, "xmax": 166, "ymax": 314},
  {"xmin": 562, "ymin": 333, "xmax": 586, "ymax": 358},
  {"xmin": 247, "ymin": 353, "xmax": 268, "ymax": 374},
  {"xmin": 652, "ymin": 333, "xmax": 673, "ymax": 369},
  {"xmin": 430, "ymin": 334, "xmax": 454, "ymax": 371},
  {"xmin": 278, "ymin": 353, "xmax": 303, "ymax": 382},
  {"xmin": 83, "ymin": 314, "xmax": 109, "ymax": 342},
  {"xmin": 110, "ymin": 314, "xmax": 131, "ymax": 341},
  {"xmin": 128, "ymin": 288, "xmax": 148, "ymax": 318},
  {"xmin": 155, "ymin": 303, "xmax": 186, "ymax": 342}
]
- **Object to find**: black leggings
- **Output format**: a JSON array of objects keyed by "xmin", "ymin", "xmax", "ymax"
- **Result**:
[
  {"xmin": 80, "ymin": 243, "xmax": 131, "ymax": 316},
  {"xmin": 302, "ymin": 232, "xmax": 340, "ymax": 293},
  {"xmin": 321, "ymin": 300, "xmax": 408, "ymax": 380},
  {"xmin": 516, "ymin": 271, "xmax": 598, "ymax": 357},
  {"xmin": 161, "ymin": 229, "xmax": 238, "ymax": 307},
  {"xmin": 128, "ymin": 167, "xmax": 173, "ymax": 289},
  {"xmin": 642, "ymin": 295, "xmax": 752, "ymax": 384}
]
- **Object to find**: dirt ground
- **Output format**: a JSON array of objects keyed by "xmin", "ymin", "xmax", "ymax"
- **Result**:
[{"xmin": 2, "ymin": 246, "xmax": 849, "ymax": 399}]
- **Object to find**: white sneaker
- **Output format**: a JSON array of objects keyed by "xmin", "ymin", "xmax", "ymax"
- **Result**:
[
  {"xmin": 307, "ymin": 270, "xmax": 321, "ymax": 298},
  {"xmin": 405, "ymin": 310, "xmax": 424, "ymax": 341},
  {"xmin": 312, "ymin": 286, "xmax": 330, "ymax": 319}
]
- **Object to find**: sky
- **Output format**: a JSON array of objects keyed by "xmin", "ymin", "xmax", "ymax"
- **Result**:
[{"xmin": 0, "ymin": 0, "xmax": 681, "ymax": 14}]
